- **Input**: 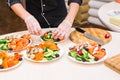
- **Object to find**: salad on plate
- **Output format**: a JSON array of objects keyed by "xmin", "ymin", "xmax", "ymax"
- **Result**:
[
  {"xmin": 41, "ymin": 31, "xmax": 64, "ymax": 42},
  {"xmin": 0, "ymin": 51, "xmax": 23, "ymax": 71},
  {"xmin": 68, "ymin": 42, "xmax": 107, "ymax": 64},
  {"xmin": 24, "ymin": 41, "xmax": 63, "ymax": 62},
  {"xmin": 0, "ymin": 34, "xmax": 31, "ymax": 51}
]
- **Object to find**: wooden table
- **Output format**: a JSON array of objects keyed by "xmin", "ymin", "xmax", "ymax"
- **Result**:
[{"xmin": 0, "ymin": 28, "xmax": 120, "ymax": 80}]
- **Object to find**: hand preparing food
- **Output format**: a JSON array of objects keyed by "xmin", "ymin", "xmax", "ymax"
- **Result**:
[{"xmin": 41, "ymin": 31, "xmax": 64, "ymax": 42}]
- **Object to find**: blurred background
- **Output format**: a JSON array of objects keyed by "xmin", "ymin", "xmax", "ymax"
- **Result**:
[
  {"xmin": 0, "ymin": 0, "xmax": 114, "ymax": 35},
  {"xmin": 0, "ymin": 0, "xmax": 26, "ymax": 35}
]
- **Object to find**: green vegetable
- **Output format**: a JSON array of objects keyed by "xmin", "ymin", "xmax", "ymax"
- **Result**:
[
  {"xmin": 44, "ymin": 48, "xmax": 59, "ymax": 60},
  {"xmin": 1, "ymin": 44, "xmax": 9, "ymax": 50},
  {"xmin": 69, "ymin": 51, "xmax": 78, "ymax": 57},
  {"xmin": 45, "ymin": 56, "xmax": 53, "ymax": 60},
  {"xmin": 0, "ymin": 44, "xmax": 4, "ymax": 48},
  {"xmin": 42, "ymin": 32, "xmax": 58, "ymax": 42},
  {"xmin": 82, "ymin": 49, "xmax": 95, "ymax": 62},
  {"xmin": 0, "ymin": 39, "xmax": 10, "ymax": 50},
  {"xmin": 69, "ymin": 49, "xmax": 95, "ymax": 62},
  {"xmin": 82, "ymin": 49, "xmax": 89, "ymax": 59},
  {"xmin": 0, "ymin": 39, "xmax": 10, "ymax": 43}
]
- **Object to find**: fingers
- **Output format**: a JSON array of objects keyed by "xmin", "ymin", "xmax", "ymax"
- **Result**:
[
  {"xmin": 25, "ymin": 16, "xmax": 42, "ymax": 35},
  {"xmin": 53, "ymin": 28, "xmax": 66, "ymax": 39}
]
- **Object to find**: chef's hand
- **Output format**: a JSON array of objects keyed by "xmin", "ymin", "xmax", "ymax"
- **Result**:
[
  {"xmin": 52, "ymin": 19, "xmax": 72, "ymax": 39},
  {"xmin": 24, "ymin": 15, "xmax": 42, "ymax": 35}
]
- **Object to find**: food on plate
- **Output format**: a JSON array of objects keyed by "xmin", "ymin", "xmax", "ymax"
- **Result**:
[
  {"xmin": 109, "ymin": 15, "xmax": 120, "ymax": 27},
  {"xmin": 0, "ymin": 34, "xmax": 31, "ymax": 51},
  {"xmin": 104, "ymin": 33, "xmax": 110, "ymax": 38},
  {"xmin": 0, "ymin": 51, "xmax": 23, "ymax": 70},
  {"xmin": 26, "ymin": 41, "xmax": 60, "ymax": 62},
  {"xmin": 41, "ymin": 31, "xmax": 64, "ymax": 42},
  {"xmin": 68, "ymin": 42, "xmax": 107, "ymax": 63}
]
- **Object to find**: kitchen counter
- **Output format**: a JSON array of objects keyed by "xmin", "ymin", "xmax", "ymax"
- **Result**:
[{"xmin": 0, "ymin": 28, "xmax": 120, "ymax": 80}]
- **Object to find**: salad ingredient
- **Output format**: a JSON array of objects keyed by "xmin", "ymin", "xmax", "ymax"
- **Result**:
[
  {"xmin": 0, "ymin": 34, "xmax": 31, "ymax": 51},
  {"xmin": 105, "ymin": 33, "xmax": 110, "ymax": 38},
  {"xmin": 26, "ymin": 41, "xmax": 60, "ymax": 61},
  {"xmin": 77, "ymin": 51, "xmax": 82, "ymax": 55},
  {"xmin": 68, "ymin": 42, "xmax": 107, "ymax": 63},
  {"xmin": 41, "ymin": 31, "xmax": 64, "ymax": 42},
  {"xmin": 0, "ymin": 65, "xmax": 3, "ymax": 69},
  {"xmin": 0, "ymin": 51, "xmax": 23, "ymax": 69},
  {"xmin": 93, "ymin": 49, "xmax": 106, "ymax": 59},
  {"xmin": 0, "ymin": 39, "xmax": 11, "ymax": 50},
  {"xmin": 33, "ymin": 52, "xmax": 44, "ymax": 61},
  {"xmin": 8, "ymin": 34, "xmax": 31, "ymax": 51}
]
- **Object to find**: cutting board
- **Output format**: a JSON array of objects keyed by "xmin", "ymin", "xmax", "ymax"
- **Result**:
[
  {"xmin": 104, "ymin": 54, "xmax": 120, "ymax": 74},
  {"xmin": 70, "ymin": 27, "xmax": 112, "ymax": 45}
]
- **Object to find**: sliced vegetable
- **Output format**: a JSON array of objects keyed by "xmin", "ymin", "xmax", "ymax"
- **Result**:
[
  {"xmin": 68, "ymin": 42, "xmax": 107, "ymax": 63},
  {"xmin": 41, "ymin": 31, "xmax": 64, "ymax": 42},
  {"xmin": 26, "ymin": 41, "xmax": 60, "ymax": 61},
  {"xmin": 0, "ymin": 51, "xmax": 23, "ymax": 69}
]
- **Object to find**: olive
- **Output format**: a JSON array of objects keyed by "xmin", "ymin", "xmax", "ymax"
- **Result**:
[
  {"xmin": 19, "ymin": 58, "xmax": 23, "ymax": 61},
  {"xmin": 8, "ymin": 48, "xmax": 13, "ymax": 50},
  {"xmin": 56, "ymin": 38, "xmax": 60, "ymax": 42},
  {"xmin": 55, "ymin": 54, "xmax": 60, "ymax": 57},
  {"xmin": 82, "ymin": 58, "xmax": 86, "ymax": 62},
  {"xmin": 0, "ymin": 65, "xmax": 3, "ymax": 69},
  {"xmin": 94, "ymin": 58, "xmax": 99, "ymax": 61}
]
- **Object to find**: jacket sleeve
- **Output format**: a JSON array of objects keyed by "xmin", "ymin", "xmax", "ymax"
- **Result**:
[
  {"xmin": 6, "ymin": 0, "xmax": 21, "ymax": 6},
  {"xmin": 68, "ymin": 0, "xmax": 82, "ymax": 5}
]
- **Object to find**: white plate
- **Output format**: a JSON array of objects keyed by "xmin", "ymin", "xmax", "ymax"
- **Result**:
[
  {"xmin": 98, "ymin": 2, "xmax": 120, "ymax": 32},
  {"xmin": 0, "ymin": 60, "xmax": 23, "ymax": 72},
  {"xmin": 67, "ymin": 51, "xmax": 108, "ymax": 64},
  {"xmin": 41, "ymin": 30, "xmax": 66, "ymax": 43},
  {"xmin": 107, "ymin": 10, "xmax": 120, "ymax": 16},
  {"xmin": 0, "ymin": 51, "xmax": 23, "ymax": 72},
  {"xmin": 0, "ymin": 34, "xmax": 32, "ymax": 52},
  {"xmin": 23, "ymin": 46, "xmax": 65, "ymax": 63}
]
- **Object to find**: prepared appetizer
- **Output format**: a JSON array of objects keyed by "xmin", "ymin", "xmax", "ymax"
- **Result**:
[
  {"xmin": 25, "ymin": 41, "xmax": 60, "ymax": 62},
  {"xmin": 68, "ymin": 42, "xmax": 107, "ymax": 63},
  {"xmin": 0, "ymin": 51, "xmax": 23, "ymax": 70},
  {"xmin": 41, "ymin": 31, "xmax": 64, "ymax": 42},
  {"xmin": 0, "ymin": 34, "xmax": 31, "ymax": 51}
]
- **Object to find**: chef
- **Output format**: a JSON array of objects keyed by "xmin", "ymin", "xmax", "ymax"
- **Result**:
[{"xmin": 6, "ymin": 0, "xmax": 82, "ymax": 39}]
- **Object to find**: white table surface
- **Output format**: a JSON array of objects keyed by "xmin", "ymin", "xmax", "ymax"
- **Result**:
[
  {"xmin": 98, "ymin": 1, "xmax": 120, "ymax": 32},
  {"xmin": 0, "ymin": 28, "xmax": 120, "ymax": 80}
]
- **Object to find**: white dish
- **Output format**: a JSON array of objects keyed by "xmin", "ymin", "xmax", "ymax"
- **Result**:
[
  {"xmin": 98, "ymin": 2, "xmax": 120, "ymax": 32},
  {"xmin": 0, "ymin": 51, "xmax": 23, "ymax": 72},
  {"xmin": 41, "ymin": 30, "xmax": 66, "ymax": 43},
  {"xmin": 23, "ymin": 46, "xmax": 65, "ymax": 63},
  {"xmin": 67, "ymin": 52, "xmax": 108, "ymax": 64},
  {"xmin": 0, "ymin": 34, "xmax": 32, "ymax": 52},
  {"xmin": 0, "ymin": 60, "xmax": 23, "ymax": 72},
  {"xmin": 107, "ymin": 10, "xmax": 120, "ymax": 16}
]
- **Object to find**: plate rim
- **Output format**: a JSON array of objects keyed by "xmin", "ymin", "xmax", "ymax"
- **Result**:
[
  {"xmin": 23, "ymin": 46, "xmax": 65, "ymax": 63},
  {"xmin": 41, "ymin": 30, "xmax": 66, "ymax": 43},
  {"xmin": 67, "ymin": 50, "xmax": 108, "ymax": 64},
  {"xmin": 0, "ymin": 58, "xmax": 23, "ymax": 72}
]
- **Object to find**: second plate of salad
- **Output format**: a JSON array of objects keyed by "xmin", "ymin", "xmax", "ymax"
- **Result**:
[
  {"xmin": 23, "ymin": 41, "xmax": 64, "ymax": 62},
  {"xmin": 68, "ymin": 42, "xmax": 108, "ymax": 64},
  {"xmin": 41, "ymin": 30, "xmax": 65, "ymax": 43}
]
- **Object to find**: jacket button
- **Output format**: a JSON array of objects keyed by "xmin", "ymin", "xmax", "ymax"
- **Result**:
[
  {"xmin": 43, "ymin": 4, "xmax": 46, "ymax": 7},
  {"xmin": 43, "ymin": 13, "xmax": 45, "ymax": 15}
]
